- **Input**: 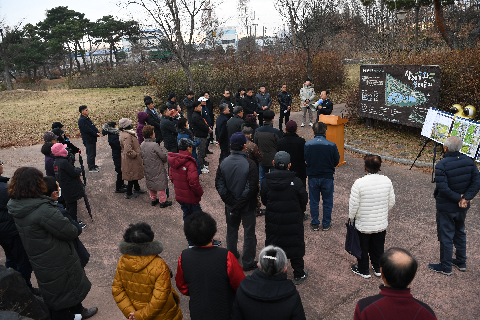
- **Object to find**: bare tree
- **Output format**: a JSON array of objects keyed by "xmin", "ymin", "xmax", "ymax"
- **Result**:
[
  {"xmin": 275, "ymin": 0, "xmax": 342, "ymax": 78},
  {"xmin": 126, "ymin": 0, "xmax": 209, "ymax": 90}
]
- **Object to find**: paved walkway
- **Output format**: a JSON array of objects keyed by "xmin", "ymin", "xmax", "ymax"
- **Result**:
[{"xmin": 1, "ymin": 109, "xmax": 479, "ymax": 319}]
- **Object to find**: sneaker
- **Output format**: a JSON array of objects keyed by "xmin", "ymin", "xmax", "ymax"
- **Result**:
[
  {"xmin": 211, "ymin": 140, "xmax": 218, "ymax": 144},
  {"xmin": 322, "ymin": 222, "xmax": 333, "ymax": 231},
  {"xmin": 310, "ymin": 224, "xmax": 320, "ymax": 231},
  {"xmin": 428, "ymin": 263, "xmax": 452, "ymax": 276},
  {"xmin": 303, "ymin": 213, "xmax": 309, "ymax": 221},
  {"xmin": 372, "ymin": 266, "xmax": 381, "ymax": 277},
  {"xmin": 452, "ymin": 259, "xmax": 466, "ymax": 272},
  {"xmin": 134, "ymin": 189, "xmax": 147, "ymax": 194},
  {"xmin": 188, "ymin": 245, "xmax": 194, "ymax": 249},
  {"xmin": 81, "ymin": 307, "xmax": 98, "ymax": 319},
  {"xmin": 88, "ymin": 167, "xmax": 99, "ymax": 173},
  {"xmin": 351, "ymin": 265, "xmax": 371, "ymax": 279},
  {"xmin": 243, "ymin": 261, "xmax": 258, "ymax": 272},
  {"xmin": 115, "ymin": 187, "xmax": 127, "ymax": 193},
  {"xmin": 212, "ymin": 239, "xmax": 222, "ymax": 246},
  {"xmin": 293, "ymin": 270, "xmax": 308, "ymax": 285},
  {"xmin": 94, "ymin": 165, "xmax": 101, "ymax": 169},
  {"xmin": 151, "ymin": 199, "xmax": 159, "ymax": 206},
  {"xmin": 301, "ymin": 123, "xmax": 305, "ymax": 127},
  {"xmin": 78, "ymin": 221, "xmax": 87, "ymax": 229},
  {"xmin": 201, "ymin": 167, "xmax": 210, "ymax": 174},
  {"xmin": 309, "ymin": 122, "xmax": 313, "ymax": 126},
  {"xmin": 125, "ymin": 193, "xmax": 139, "ymax": 199}
]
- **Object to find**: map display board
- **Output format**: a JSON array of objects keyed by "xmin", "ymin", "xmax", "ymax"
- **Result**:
[
  {"xmin": 359, "ymin": 65, "xmax": 441, "ymax": 128},
  {"xmin": 421, "ymin": 108, "xmax": 454, "ymax": 144},
  {"xmin": 450, "ymin": 117, "xmax": 480, "ymax": 158}
]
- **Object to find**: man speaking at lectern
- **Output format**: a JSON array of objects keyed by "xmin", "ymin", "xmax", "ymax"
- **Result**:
[{"xmin": 304, "ymin": 122, "xmax": 340, "ymax": 232}]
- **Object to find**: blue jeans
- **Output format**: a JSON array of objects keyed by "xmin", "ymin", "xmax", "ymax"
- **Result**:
[
  {"xmin": 180, "ymin": 203, "xmax": 202, "ymax": 246},
  {"xmin": 308, "ymin": 177, "xmax": 334, "ymax": 227},
  {"xmin": 436, "ymin": 210, "xmax": 467, "ymax": 271},
  {"xmin": 259, "ymin": 165, "xmax": 274, "ymax": 190}
]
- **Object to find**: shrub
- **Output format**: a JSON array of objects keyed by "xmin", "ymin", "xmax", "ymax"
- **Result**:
[
  {"xmin": 14, "ymin": 77, "xmax": 47, "ymax": 91},
  {"xmin": 148, "ymin": 52, "xmax": 346, "ymax": 108}
]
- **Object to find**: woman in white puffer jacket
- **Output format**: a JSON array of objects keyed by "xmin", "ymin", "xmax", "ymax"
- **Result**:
[{"xmin": 349, "ymin": 155, "xmax": 395, "ymax": 279}]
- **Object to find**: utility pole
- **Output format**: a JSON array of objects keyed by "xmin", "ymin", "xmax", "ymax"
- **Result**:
[{"xmin": 262, "ymin": 26, "xmax": 266, "ymax": 52}]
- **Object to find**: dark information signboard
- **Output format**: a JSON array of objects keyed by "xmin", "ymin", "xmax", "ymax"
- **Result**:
[{"xmin": 358, "ymin": 65, "xmax": 441, "ymax": 128}]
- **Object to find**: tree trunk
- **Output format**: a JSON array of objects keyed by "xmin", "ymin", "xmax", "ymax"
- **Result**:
[
  {"xmin": 67, "ymin": 44, "xmax": 74, "ymax": 74},
  {"xmin": 414, "ymin": 5, "xmax": 420, "ymax": 54},
  {"xmin": 109, "ymin": 43, "xmax": 114, "ymax": 67},
  {"xmin": 3, "ymin": 61, "xmax": 12, "ymax": 90},
  {"xmin": 433, "ymin": 0, "xmax": 454, "ymax": 49},
  {"xmin": 74, "ymin": 42, "xmax": 81, "ymax": 72},
  {"xmin": 76, "ymin": 40, "xmax": 88, "ymax": 70}
]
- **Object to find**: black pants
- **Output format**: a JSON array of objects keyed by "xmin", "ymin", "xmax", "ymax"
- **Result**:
[
  {"xmin": 219, "ymin": 144, "xmax": 229, "ymax": 163},
  {"xmin": 116, "ymin": 172, "xmax": 125, "ymax": 190},
  {"xmin": 225, "ymin": 207, "xmax": 257, "ymax": 268},
  {"xmin": 66, "ymin": 200, "xmax": 78, "ymax": 222},
  {"xmin": 84, "ymin": 142, "xmax": 96, "ymax": 170},
  {"xmin": 1, "ymin": 235, "xmax": 33, "ymax": 287},
  {"xmin": 357, "ymin": 230, "xmax": 386, "ymax": 273},
  {"xmin": 290, "ymin": 256, "xmax": 305, "ymax": 278},
  {"xmin": 127, "ymin": 180, "xmax": 140, "ymax": 195},
  {"xmin": 279, "ymin": 110, "xmax": 290, "ymax": 131},
  {"xmin": 258, "ymin": 113, "xmax": 264, "ymax": 127},
  {"xmin": 50, "ymin": 302, "xmax": 83, "ymax": 320}
]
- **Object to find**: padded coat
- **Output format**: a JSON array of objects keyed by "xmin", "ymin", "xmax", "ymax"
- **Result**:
[
  {"xmin": 7, "ymin": 196, "xmax": 91, "ymax": 310},
  {"xmin": 53, "ymin": 156, "xmax": 84, "ymax": 203},
  {"xmin": 168, "ymin": 151, "xmax": 204, "ymax": 205},
  {"xmin": 120, "ymin": 130, "xmax": 145, "ymax": 181},
  {"xmin": 112, "ymin": 240, "xmax": 183, "ymax": 320},
  {"xmin": 140, "ymin": 138, "xmax": 168, "ymax": 191},
  {"xmin": 349, "ymin": 173, "xmax": 395, "ymax": 233}
]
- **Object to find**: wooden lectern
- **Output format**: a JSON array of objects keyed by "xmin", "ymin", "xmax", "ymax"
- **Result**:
[{"xmin": 318, "ymin": 115, "xmax": 348, "ymax": 167}]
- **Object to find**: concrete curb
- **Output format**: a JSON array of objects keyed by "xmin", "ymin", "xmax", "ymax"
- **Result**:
[{"xmin": 344, "ymin": 143, "xmax": 434, "ymax": 168}]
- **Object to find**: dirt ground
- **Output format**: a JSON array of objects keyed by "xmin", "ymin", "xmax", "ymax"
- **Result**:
[{"xmin": 1, "ymin": 109, "xmax": 479, "ymax": 319}]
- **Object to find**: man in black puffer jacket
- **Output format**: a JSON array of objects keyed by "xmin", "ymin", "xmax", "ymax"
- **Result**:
[
  {"xmin": 52, "ymin": 143, "xmax": 85, "ymax": 223},
  {"xmin": 0, "ymin": 162, "xmax": 36, "ymax": 294},
  {"xmin": 102, "ymin": 122, "xmax": 126, "ymax": 193},
  {"xmin": 144, "ymin": 96, "xmax": 163, "ymax": 145},
  {"xmin": 160, "ymin": 105, "xmax": 179, "ymax": 153},
  {"xmin": 277, "ymin": 121, "xmax": 307, "ymax": 188},
  {"xmin": 429, "ymin": 136, "xmax": 480, "ymax": 276},
  {"xmin": 243, "ymin": 88, "xmax": 258, "ymax": 117},
  {"xmin": 191, "ymin": 101, "xmax": 211, "ymax": 172},
  {"xmin": 261, "ymin": 151, "xmax": 308, "ymax": 285}
]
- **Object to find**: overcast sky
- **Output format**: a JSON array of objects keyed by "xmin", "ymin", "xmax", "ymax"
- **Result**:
[{"xmin": 1, "ymin": 0, "xmax": 282, "ymax": 37}]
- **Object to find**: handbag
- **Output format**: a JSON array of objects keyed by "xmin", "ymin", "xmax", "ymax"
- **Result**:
[{"xmin": 345, "ymin": 218, "xmax": 362, "ymax": 259}]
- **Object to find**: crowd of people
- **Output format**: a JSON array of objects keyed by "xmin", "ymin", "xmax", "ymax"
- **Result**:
[{"xmin": 0, "ymin": 80, "xmax": 479, "ymax": 320}]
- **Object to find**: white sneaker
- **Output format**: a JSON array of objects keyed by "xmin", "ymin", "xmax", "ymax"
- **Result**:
[
  {"xmin": 74, "ymin": 314, "xmax": 82, "ymax": 320},
  {"xmin": 301, "ymin": 123, "xmax": 305, "ymax": 127},
  {"xmin": 201, "ymin": 167, "xmax": 210, "ymax": 174},
  {"xmin": 309, "ymin": 122, "xmax": 313, "ymax": 126}
]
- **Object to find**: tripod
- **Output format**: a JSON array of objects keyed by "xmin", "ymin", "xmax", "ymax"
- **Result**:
[{"xmin": 410, "ymin": 139, "xmax": 443, "ymax": 183}]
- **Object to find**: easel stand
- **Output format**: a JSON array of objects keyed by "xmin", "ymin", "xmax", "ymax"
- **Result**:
[{"xmin": 410, "ymin": 139, "xmax": 443, "ymax": 183}]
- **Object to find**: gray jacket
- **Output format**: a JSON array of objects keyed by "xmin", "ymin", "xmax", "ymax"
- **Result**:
[
  {"xmin": 255, "ymin": 92, "xmax": 272, "ymax": 113},
  {"xmin": 215, "ymin": 151, "xmax": 259, "ymax": 213},
  {"xmin": 299, "ymin": 84, "xmax": 315, "ymax": 105},
  {"xmin": 140, "ymin": 138, "xmax": 169, "ymax": 191}
]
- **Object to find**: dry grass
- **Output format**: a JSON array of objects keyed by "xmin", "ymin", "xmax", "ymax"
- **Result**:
[{"xmin": 0, "ymin": 86, "xmax": 153, "ymax": 148}]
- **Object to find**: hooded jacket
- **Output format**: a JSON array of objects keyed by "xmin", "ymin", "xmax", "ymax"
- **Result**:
[
  {"xmin": 261, "ymin": 170, "xmax": 308, "ymax": 258},
  {"xmin": 112, "ymin": 240, "xmax": 183, "ymax": 320},
  {"xmin": 141, "ymin": 138, "xmax": 169, "ymax": 191},
  {"xmin": 102, "ymin": 123, "xmax": 122, "ymax": 173},
  {"xmin": 168, "ymin": 151, "xmax": 204, "ymax": 204},
  {"xmin": 7, "ymin": 196, "xmax": 91, "ymax": 310},
  {"xmin": 136, "ymin": 112, "xmax": 148, "ymax": 144},
  {"xmin": 53, "ymin": 156, "xmax": 84, "ymax": 203},
  {"xmin": 177, "ymin": 129, "xmax": 201, "ymax": 175},
  {"xmin": 120, "ymin": 130, "xmax": 145, "ymax": 181},
  {"xmin": 231, "ymin": 269, "xmax": 306, "ymax": 320}
]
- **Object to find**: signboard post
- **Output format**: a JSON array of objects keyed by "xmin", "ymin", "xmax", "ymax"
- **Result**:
[{"xmin": 359, "ymin": 65, "xmax": 441, "ymax": 128}]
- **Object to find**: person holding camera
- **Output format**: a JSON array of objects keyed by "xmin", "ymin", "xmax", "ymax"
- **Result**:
[{"xmin": 215, "ymin": 132, "xmax": 259, "ymax": 271}]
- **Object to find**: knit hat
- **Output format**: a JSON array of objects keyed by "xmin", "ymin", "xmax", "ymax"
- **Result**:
[
  {"xmin": 230, "ymin": 132, "xmax": 247, "ymax": 148},
  {"xmin": 51, "ymin": 122, "xmax": 64, "ymax": 129},
  {"xmin": 168, "ymin": 93, "xmax": 176, "ymax": 100},
  {"xmin": 274, "ymin": 151, "xmax": 290, "ymax": 169},
  {"xmin": 285, "ymin": 120, "xmax": 297, "ymax": 132},
  {"xmin": 119, "ymin": 118, "xmax": 132, "ymax": 129},
  {"xmin": 178, "ymin": 138, "xmax": 195, "ymax": 151},
  {"xmin": 43, "ymin": 131, "xmax": 59, "ymax": 142},
  {"xmin": 198, "ymin": 97, "xmax": 208, "ymax": 102},
  {"xmin": 51, "ymin": 143, "xmax": 68, "ymax": 157},
  {"xmin": 263, "ymin": 109, "xmax": 275, "ymax": 120}
]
